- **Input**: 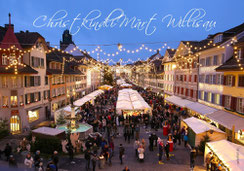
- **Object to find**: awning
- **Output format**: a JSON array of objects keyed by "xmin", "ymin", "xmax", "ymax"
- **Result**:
[
  {"xmin": 183, "ymin": 117, "xmax": 225, "ymax": 134},
  {"xmin": 32, "ymin": 127, "xmax": 65, "ymax": 136},
  {"xmin": 165, "ymin": 95, "xmax": 194, "ymax": 108},
  {"xmin": 185, "ymin": 102, "xmax": 219, "ymax": 116},
  {"xmin": 206, "ymin": 110, "xmax": 244, "ymax": 132},
  {"xmin": 206, "ymin": 140, "xmax": 244, "ymax": 171}
]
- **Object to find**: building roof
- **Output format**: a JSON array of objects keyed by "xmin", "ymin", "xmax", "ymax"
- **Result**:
[
  {"xmin": 148, "ymin": 50, "xmax": 161, "ymax": 61},
  {"xmin": 215, "ymin": 56, "xmax": 244, "ymax": 71},
  {"xmin": 166, "ymin": 49, "xmax": 176, "ymax": 57},
  {"xmin": 0, "ymin": 64, "xmax": 38, "ymax": 74},
  {"xmin": 0, "ymin": 23, "xmax": 22, "ymax": 50},
  {"xmin": 15, "ymin": 31, "xmax": 45, "ymax": 49},
  {"xmin": 46, "ymin": 48, "xmax": 83, "ymax": 75}
]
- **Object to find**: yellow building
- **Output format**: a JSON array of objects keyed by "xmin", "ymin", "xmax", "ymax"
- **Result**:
[{"xmin": 215, "ymin": 38, "xmax": 244, "ymax": 145}]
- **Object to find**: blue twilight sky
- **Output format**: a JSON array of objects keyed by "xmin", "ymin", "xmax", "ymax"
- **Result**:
[{"xmin": 0, "ymin": 0, "xmax": 244, "ymax": 63}]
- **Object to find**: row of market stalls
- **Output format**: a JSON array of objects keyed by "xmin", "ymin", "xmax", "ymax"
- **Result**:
[
  {"xmin": 165, "ymin": 95, "xmax": 244, "ymax": 170},
  {"xmin": 98, "ymin": 84, "xmax": 113, "ymax": 91},
  {"xmin": 116, "ymin": 89, "xmax": 152, "ymax": 117},
  {"xmin": 165, "ymin": 95, "xmax": 244, "ymax": 145}
]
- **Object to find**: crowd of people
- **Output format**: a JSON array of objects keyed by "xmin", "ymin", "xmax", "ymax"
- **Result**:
[{"xmin": 0, "ymin": 82, "xmax": 199, "ymax": 171}]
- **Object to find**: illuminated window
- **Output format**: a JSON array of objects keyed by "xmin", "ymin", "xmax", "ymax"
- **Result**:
[
  {"xmin": 215, "ymin": 94, "xmax": 220, "ymax": 105},
  {"xmin": 201, "ymin": 91, "xmax": 204, "ymax": 100},
  {"xmin": 10, "ymin": 115, "xmax": 20, "ymax": 134},
  {"xmin": 11, "ymin": 76, "xmax": 17, "ymax": 88},
  {"xmin": 2, "ymin": 96, "xmax": 8, "ymax": 108},
  {"xmin": 28, "ymin": 110, "xmax": 39, "ymax": 122},
  {"xmin": 11, "ymin": 96, "xmax": 18, "ymax": 107},
  {"xmin": 19, "ymin": 95, "xmax": 24, "ymax": 106},
  {"xmin": 208, "ymin": 92, "xmax": 212, "ymax": 102}
]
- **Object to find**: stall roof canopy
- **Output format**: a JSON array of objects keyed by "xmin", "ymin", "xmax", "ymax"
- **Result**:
[
  {"xmin": 183, "ymin": 117, "xmax": 225, "ymax": 134},
  {"xmin": 116, "ymin": 89, "xmax": 151, "ymax": 113},
  {"xmin": 74, "ymin": 89, "xmax": 104, "ymax": 107},
  {"xmin": 165, "ymin": 95, "xmax": 194, "ymax": 108},
  {"xmin": 185, "ymin": 102, "xmax": 219, "ymax": 115},
  {"xmin": 206, "ymin": 110, "xmax": 244, "ymax": 132},
  {"xmin": 32, "ymin": 127, "xmax": 65, "ymax": 136},
  {"xmin": 207, "ymin": 140, "xmax": 244, "ymax": 171}
]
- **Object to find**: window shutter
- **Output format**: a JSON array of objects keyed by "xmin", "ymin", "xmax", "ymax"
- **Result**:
[
  {"xmin": 222, "ymin": 95, "xmax": 225, "ymax": 107},
  {"xmin": 25, "ymin": 76, "xmax": 27, "ymax": 87},
  {"xmin": 231, "ymin": 97, "xmax": 237, "ymax": 111},
  {"xmin": 25, "ymin": 94, "xmax": 28, "ymax": 104},
  {"xmin": 232, "ymin": 76, "xmax": 235, "ymax": 87},
  {"xmin": 31, "ymin": 56, "xmax": 34, "ymax": 67},
  {"xmin": 211, "ymin": 93, "xmax": 215, "ymax": 103},
  {"xmin": 219, "ymin": 95, "xmax": 222, "ymax": 105}
]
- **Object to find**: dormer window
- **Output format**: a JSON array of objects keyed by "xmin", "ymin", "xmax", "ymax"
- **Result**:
[
  {"xmin": 213, "ymin": 34, "xmax": 223, "ymax": 44},
  {"xmin": 2, "ymin": 53, "xmax": 8, "ymax": 65}
]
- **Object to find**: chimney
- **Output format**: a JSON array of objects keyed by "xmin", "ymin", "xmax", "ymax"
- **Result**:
[{"xmin": 46, "ymin": 41, "xmax": 50, "ymax": 47}]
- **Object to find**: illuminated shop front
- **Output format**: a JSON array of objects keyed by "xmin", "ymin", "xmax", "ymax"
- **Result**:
[
  {"xmin": 10, "ymin": 111, "xmax": 21, "ymax": 134},
  {"xmin": 28, "ymin": 109, "xmax": 40, "ymax": 122}
]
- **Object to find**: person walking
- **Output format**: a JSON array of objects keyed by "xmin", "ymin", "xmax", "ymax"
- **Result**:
[
  {"xmin": 158, "ymin": 141, "xmax": 164, "ymax": 164},
  {"xmin": 34, "ymin": 150, "xmax": 41, "ymax": 170},
  {"xmin": 85, "ymin": 149, "xmax": 91, "ymax": 170},
  {"xmin": 183, "ymin": 131, "xmax": 188, "ymax": 148},
  {"xmin": 9, "ymin": 155, "xmax": 18, "ymax": 168},
  {"xmin": 24, "ymin": 153, "xmax": 34, "ymax": 169},
  {"xmin": 134, "ymin": 139, "xmax": 140, "ymax": 156},
  {"xmin": 52, "ymin": 151, "xmax": 59, "ymax": 171},
  {"xmin": 190, "ymin": 147, "xmax": 197, "ymax": 171},
  {"xmin": 91, "ymin": 154, "xmax": 98, "ymax": 171},
  {"xmin": 119, "ymin": 144, "xmax": 125, "ymax": 165},
  {"xmin": 4, "ymin": 143, "xmax": 12, "ymax": 161},
  {"xmin": 164, "ymin": 142, "xmax": 170, "ymax": 161}
]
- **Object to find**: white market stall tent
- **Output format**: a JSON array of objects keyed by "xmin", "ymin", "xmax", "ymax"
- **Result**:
[
  {"xmin": 165, "ymin": 95, "xmax": 194, "ymax": 108},
  {"xmin": 54, "ymin": 90, "xmax": 104, "ymax": 123},
  {"xmin": 116, "ymin": 89, "xmax": 152, "ymax": 116},
  {"xmin": 74, "ymin": 89, "xmax": 104, "ymax": 107},
  {"xmin": 181, "ymin": 117, "xmax": 227, "ymax": 147},
  {"xmin": 205, "ymin": 140, "xmax": 244, "ymax": 171}
]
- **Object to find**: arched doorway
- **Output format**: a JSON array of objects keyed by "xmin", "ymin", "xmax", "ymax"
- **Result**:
[{"xmin": 10, "ymin": 115, "xmax": 21, "ymax": 134}]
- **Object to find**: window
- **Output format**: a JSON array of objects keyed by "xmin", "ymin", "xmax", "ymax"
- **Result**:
[
  {"xmin": 45, "ymin": 76, "xmax": 48, "ymax": 85},
  {"xmin": 200, "ymin": 58, "xmax": 205, "ymax": 66},
  {"xmin": 213, "ymin": 34, "xmax": 223, "ymax": 43},
  {"xmin": 11, "ymin": 76, "xmax": 18, "ymax": 88},
  {"xmin": 31, "ymin": 57, "xmax": 44, "ymax": 68},
  {"xmin": 2, "ymin": 76, "xmax": 8, "ymax": 88},
  {"xmin": 206, "ymin": 57, "xmax": 212, "ymax": 66},
  {"xmin": 224, "ymin": 96, "xmax": 231, "ymax": 109},
  {"xmin": 189, "ymin": 75, "xmax": 192, "ymax": 82},
  {"xmin": 238, "ymin": 75, "xmax": 244, "ymax": 87},
  {"xmin": 225, "ymin": 75, "xmax": 234, "ymax": 86},
  {"xmin": 209, "ymin": 75, "xmax": 213, "ymax": 84},
  {"xmin": 215, "ymin": 94, "xmax": 220, "ymax": 105},
  {"xmin": 216, "ymin": 74, "xmax": 221, "ymax": 84},
  {"xmin": 208, "ymin": 92, "xmax": 212, "ymax": 102},
  {"xmin": 237, "ymin": 98, "xmax": 244, "ymax": 114},
  {"xmin": 19, "ymin": 95, "xmax": 24, "ymax": 106},
  {"xmin": 213, "ymin": 55, "xmax": 218, "ymax": 65},
  {"xmin": 10, "ymin": 96, "xmax": 18, "ymax": 107},
  {"xmin": 221, "ymin": 54, "xmax": 225, "ymax": 64},
  {"xmin": 205, "ymin": 75, "xmax": 210, "ymax": 84},
  {"xmin": 2, "ymin": 96, "xmax": 8, "ymax": 108},
  {"xmin": 194, "ymin": 75, "xmax": 197, "ymax": 82},
  {"xmin": 2, "ymin": 53, "xmax": 7, "ymax": 65}
]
